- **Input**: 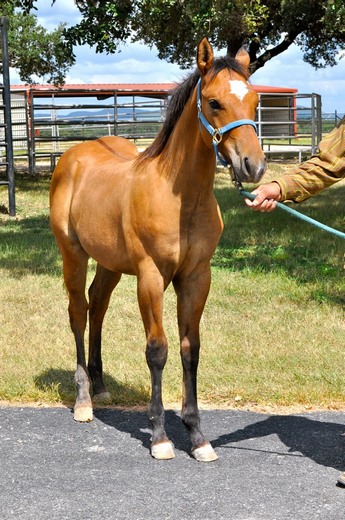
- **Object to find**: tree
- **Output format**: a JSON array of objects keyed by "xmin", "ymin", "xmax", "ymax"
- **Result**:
[
  {"xmin": 1, "ymin": 1, "xmax": 75, "ymax": 84},
  {"xmin": 12, "ymin": 0, "xmax": 345, "ymax": 82}
]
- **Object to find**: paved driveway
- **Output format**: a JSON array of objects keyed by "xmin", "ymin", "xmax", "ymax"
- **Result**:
[{"xmin": 1, "ymin": 406, "xmax": 345, "ymax": 519}]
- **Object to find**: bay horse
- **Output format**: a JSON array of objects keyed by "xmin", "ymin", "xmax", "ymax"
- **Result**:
[{"xmin": 50, "ymin": 38, "xmax": 266, "ymax": 462}]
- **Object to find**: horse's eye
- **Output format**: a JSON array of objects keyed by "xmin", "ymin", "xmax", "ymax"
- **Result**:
[{"xmin": 209, "ymin": 99, "xmax": 221, "ymax": 110}]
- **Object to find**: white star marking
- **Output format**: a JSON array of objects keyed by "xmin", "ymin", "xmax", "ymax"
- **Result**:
[{"xmin": 229, "ymin": 80, "xmax": 249, "ymax": 101}]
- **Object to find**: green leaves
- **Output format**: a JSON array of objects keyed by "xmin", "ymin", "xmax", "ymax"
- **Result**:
[
  {"xmin": 67, "ymin": 0, "xmax": 134, "ymax": 54},
  {"xmin": 4, "ymin": 0, "xmax": 345, "ymax": 84},
  {"xmin": 1, "ymin": 2, "xmax": 75, "ymax": 84}
]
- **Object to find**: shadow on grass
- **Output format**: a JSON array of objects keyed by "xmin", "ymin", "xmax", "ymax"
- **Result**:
[
  {"xmin": 212, "ymin": 412, "xmax": 345, "ymax": 472},
  {"xmin": 213, "ymin": 181, "xmax": 345, "ymax": 306},
  {"xmin": 3, "ymin": 174, "xmax": 345, "ymax": 303},
  {"xmin": 0, "ymin": 214, "xmax": 61, "ymax": 277},
  {"xmin": 1, "ymin": 174, "xmax": 51, "ymax": 193},
  {"xmin": 0, "ymin": 175, "xmax": 61, "ymax": 277},
  {"xmin": 34, "ymin": 367, "xmax": 150, "ymax": 408}
]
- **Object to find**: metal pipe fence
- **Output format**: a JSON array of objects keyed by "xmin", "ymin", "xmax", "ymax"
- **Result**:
[
  {"xmin": 4, "ymin": 87, "xmax": 329, "ymax": 174},
  {"xmin": 0, "ymin": 17, "xmax": 15, "ymax": 215}
]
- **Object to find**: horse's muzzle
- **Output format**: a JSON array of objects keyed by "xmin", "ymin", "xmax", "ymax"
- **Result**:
[
  {"xmin": 230, "ymin": 153, "xmax": 266, "ymax": 184},
  {"xmin": 243, "ymin": 155, "xmax": 267, "ymax": 182}
]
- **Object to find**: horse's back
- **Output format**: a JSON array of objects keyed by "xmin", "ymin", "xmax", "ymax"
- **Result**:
[
  {"xmin": 52, "ymin": 136, "xmax": 138, "ymax": 180},
  {"xmin": 50, "ymin": 135, "xmax": 137, "ymax": 201},
  {"xmin": 92, "ymin": 136, "xmax": 139, "ymax": 161}
]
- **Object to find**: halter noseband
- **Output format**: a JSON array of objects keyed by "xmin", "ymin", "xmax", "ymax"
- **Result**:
[{"xmin": 196, "ymin": 78, "xmax": 257, "ymax": 167}]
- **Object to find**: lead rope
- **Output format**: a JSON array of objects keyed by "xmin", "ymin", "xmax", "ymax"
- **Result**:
[{"xmin": 234, "ymin": 181, "xmax": 345, "ymax": 240}]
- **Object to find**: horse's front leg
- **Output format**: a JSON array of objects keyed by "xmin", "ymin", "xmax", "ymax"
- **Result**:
[
  {"xmin": 173, "ymin": 264, "xmax": 218, "ymax": 462},
  {"xmin": 137, "ymin": 266, "xmax": 175, "ymax": 460}
]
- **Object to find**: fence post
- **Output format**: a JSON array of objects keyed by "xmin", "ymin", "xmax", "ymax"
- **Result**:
[{"xmin": 0, "ymin": 16, "xmax": 15, "ymax": 216}]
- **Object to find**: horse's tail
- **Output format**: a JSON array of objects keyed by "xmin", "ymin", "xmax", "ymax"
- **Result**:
[{"xmin": 49, "ymin": 147, "xmax": 80, "ymax": 241}]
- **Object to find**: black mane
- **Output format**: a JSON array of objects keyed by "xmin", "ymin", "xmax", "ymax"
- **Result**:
[{"xmin": 138, "ymin": 55, "xmax": 248, "ymax": 161}]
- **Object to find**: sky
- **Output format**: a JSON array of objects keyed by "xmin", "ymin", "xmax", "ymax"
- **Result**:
[{"xmin": 10, "ymin": 0, "xmax": 345, "ymax": 114}]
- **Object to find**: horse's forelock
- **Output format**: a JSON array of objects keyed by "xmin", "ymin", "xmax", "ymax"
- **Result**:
[{"xmin": 209, "ymin": 55, "xmax": 249, "ymax": 81}]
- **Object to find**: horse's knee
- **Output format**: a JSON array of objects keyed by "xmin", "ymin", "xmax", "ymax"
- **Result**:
[
  {"xmin": 145, "ymin": 337, "xmax": 168, "ymax": 371},
  {"xmin": 180, "ymin": 336, "xmax": 200, "ymax": 370},
  {"xmin": 68, "ymin": 294, "xmax": 88, "ymax": 331}
]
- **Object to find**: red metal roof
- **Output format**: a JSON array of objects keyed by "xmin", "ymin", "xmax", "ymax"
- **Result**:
[
  {"xmin": 10, "ymin": 82, "xmax": 298, "ymax": 98},
  {"xmin": 254, "ymin": 85, "xmax": 298, "ymax": 94},
  {"xmin": 10, "ymin": 83, "xmax": 177, "ymax": 99}
]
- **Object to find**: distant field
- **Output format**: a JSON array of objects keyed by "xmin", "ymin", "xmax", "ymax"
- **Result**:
[{"xmin": 1, "ymin": 162, "xmax": 345, "ymax": 410}]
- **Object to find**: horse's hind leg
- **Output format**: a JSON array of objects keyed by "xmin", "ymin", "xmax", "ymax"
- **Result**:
[
  {"xmin": 60, "ymin": 243, "xmax": 92, "ymax": 422},
  {"xmin": 173, "ymin": 265, "xmax": 218, "ymax": 462},
  {"xmin": 88, "ymin": 264, "xmax": 122, "ymax": 401}
]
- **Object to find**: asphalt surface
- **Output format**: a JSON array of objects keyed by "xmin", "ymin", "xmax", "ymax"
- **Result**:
[{"xmin": 1, "ymin": 406, "xmax": 345, "ymax": 520}]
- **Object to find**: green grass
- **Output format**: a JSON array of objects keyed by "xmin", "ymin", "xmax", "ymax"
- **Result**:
[{"xmin": 1, "ymin": 167, "xmax": 345, "ymax": 410}]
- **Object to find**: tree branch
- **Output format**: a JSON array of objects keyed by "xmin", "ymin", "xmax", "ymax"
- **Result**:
[{"xmin": 250, "ymin": 31, "xmax": 301, "ymax": 73}]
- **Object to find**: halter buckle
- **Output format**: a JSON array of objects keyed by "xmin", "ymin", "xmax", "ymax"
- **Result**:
[{"xmin": 213, "ymin": 129, "xmax": 222, "ymax": 144}]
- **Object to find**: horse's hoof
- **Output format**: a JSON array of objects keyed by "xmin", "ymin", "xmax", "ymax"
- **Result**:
[
  {"xmin": 151, "ymin": 441, "xmax": 175, "ymax": 460},
  {"xmin": 74, "ymin": 405, "xmax": 93, "ymax": 423},
  {"xmin": 192, "ymin": 443, "xmax": 218, "ymax": 462},
  {"xmin": 93, "ymin": 391, "xmax": 111, "ymax": 403}
]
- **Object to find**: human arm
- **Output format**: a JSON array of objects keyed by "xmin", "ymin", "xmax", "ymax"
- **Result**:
[{"xmin": 246, "ymin": 118, "xmax": 345, "ymax": 212}]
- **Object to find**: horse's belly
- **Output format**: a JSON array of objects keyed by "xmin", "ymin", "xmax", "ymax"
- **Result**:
[
  {"xmin": 71, "ymin": 202, "xmax": 135, "ymax": 275},
  {"xmin": 78, "ymin": 232, "xmax": 135, "ymax": 275}
]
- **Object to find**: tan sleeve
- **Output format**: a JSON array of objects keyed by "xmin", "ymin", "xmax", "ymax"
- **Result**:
[{"xmin": 274, "ymin": 118, "xmax": 345, "ymax": 203}]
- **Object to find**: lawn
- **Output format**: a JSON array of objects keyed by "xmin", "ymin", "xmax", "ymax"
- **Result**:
[{"xmin": 1, "ymin": 162, "xmax": 345, "ymax": 410}]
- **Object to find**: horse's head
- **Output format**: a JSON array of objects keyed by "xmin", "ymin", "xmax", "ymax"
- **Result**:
[{"xmin": 197, "ymin": 38, "xmax": 266, "ymax": 184}]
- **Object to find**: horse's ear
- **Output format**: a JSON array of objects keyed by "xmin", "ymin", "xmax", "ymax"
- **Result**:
[
  {"xmin": 197, "ymin": 38, "xmax": 214, "ymax": 76},
  {"xmin": 235, "ymin": 47, "xmax": 251, "ymax": 73}
]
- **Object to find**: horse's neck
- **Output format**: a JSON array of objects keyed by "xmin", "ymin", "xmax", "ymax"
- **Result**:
[{"xmin": 160, "ymin": 93, "xmax": 216, "ymax": 194}]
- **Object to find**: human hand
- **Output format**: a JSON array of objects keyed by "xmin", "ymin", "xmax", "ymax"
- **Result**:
[{"xmin": 244, "ymin": 182, "xmax": 282, "ymax": 212}]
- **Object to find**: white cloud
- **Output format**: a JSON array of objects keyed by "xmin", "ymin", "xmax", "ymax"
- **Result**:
[
  {"xmin": 252, "ymin": 44, "xmax": 345, "ymax": 112},
  {"xmin": 68, "ymin": 41, "xmax": 184, "ymax": 84},
  {"xmin": 35, "ymin": 0, "xmax": 81, "ymax": 30}
]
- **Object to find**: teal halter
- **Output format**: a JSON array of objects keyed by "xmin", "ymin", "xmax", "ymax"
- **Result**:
[{"xmin": 196, "ymin": 78, "xmax": 257, "ymax": 167}]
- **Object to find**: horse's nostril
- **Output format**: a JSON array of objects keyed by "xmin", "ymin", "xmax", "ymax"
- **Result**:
[
  {"xmin": 244, "ymin": 157, "xmax": 252, "ymax": 175},
  {"xmin": 244, "ymin": 156, "xmax": 267, "ymax": 180}
]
